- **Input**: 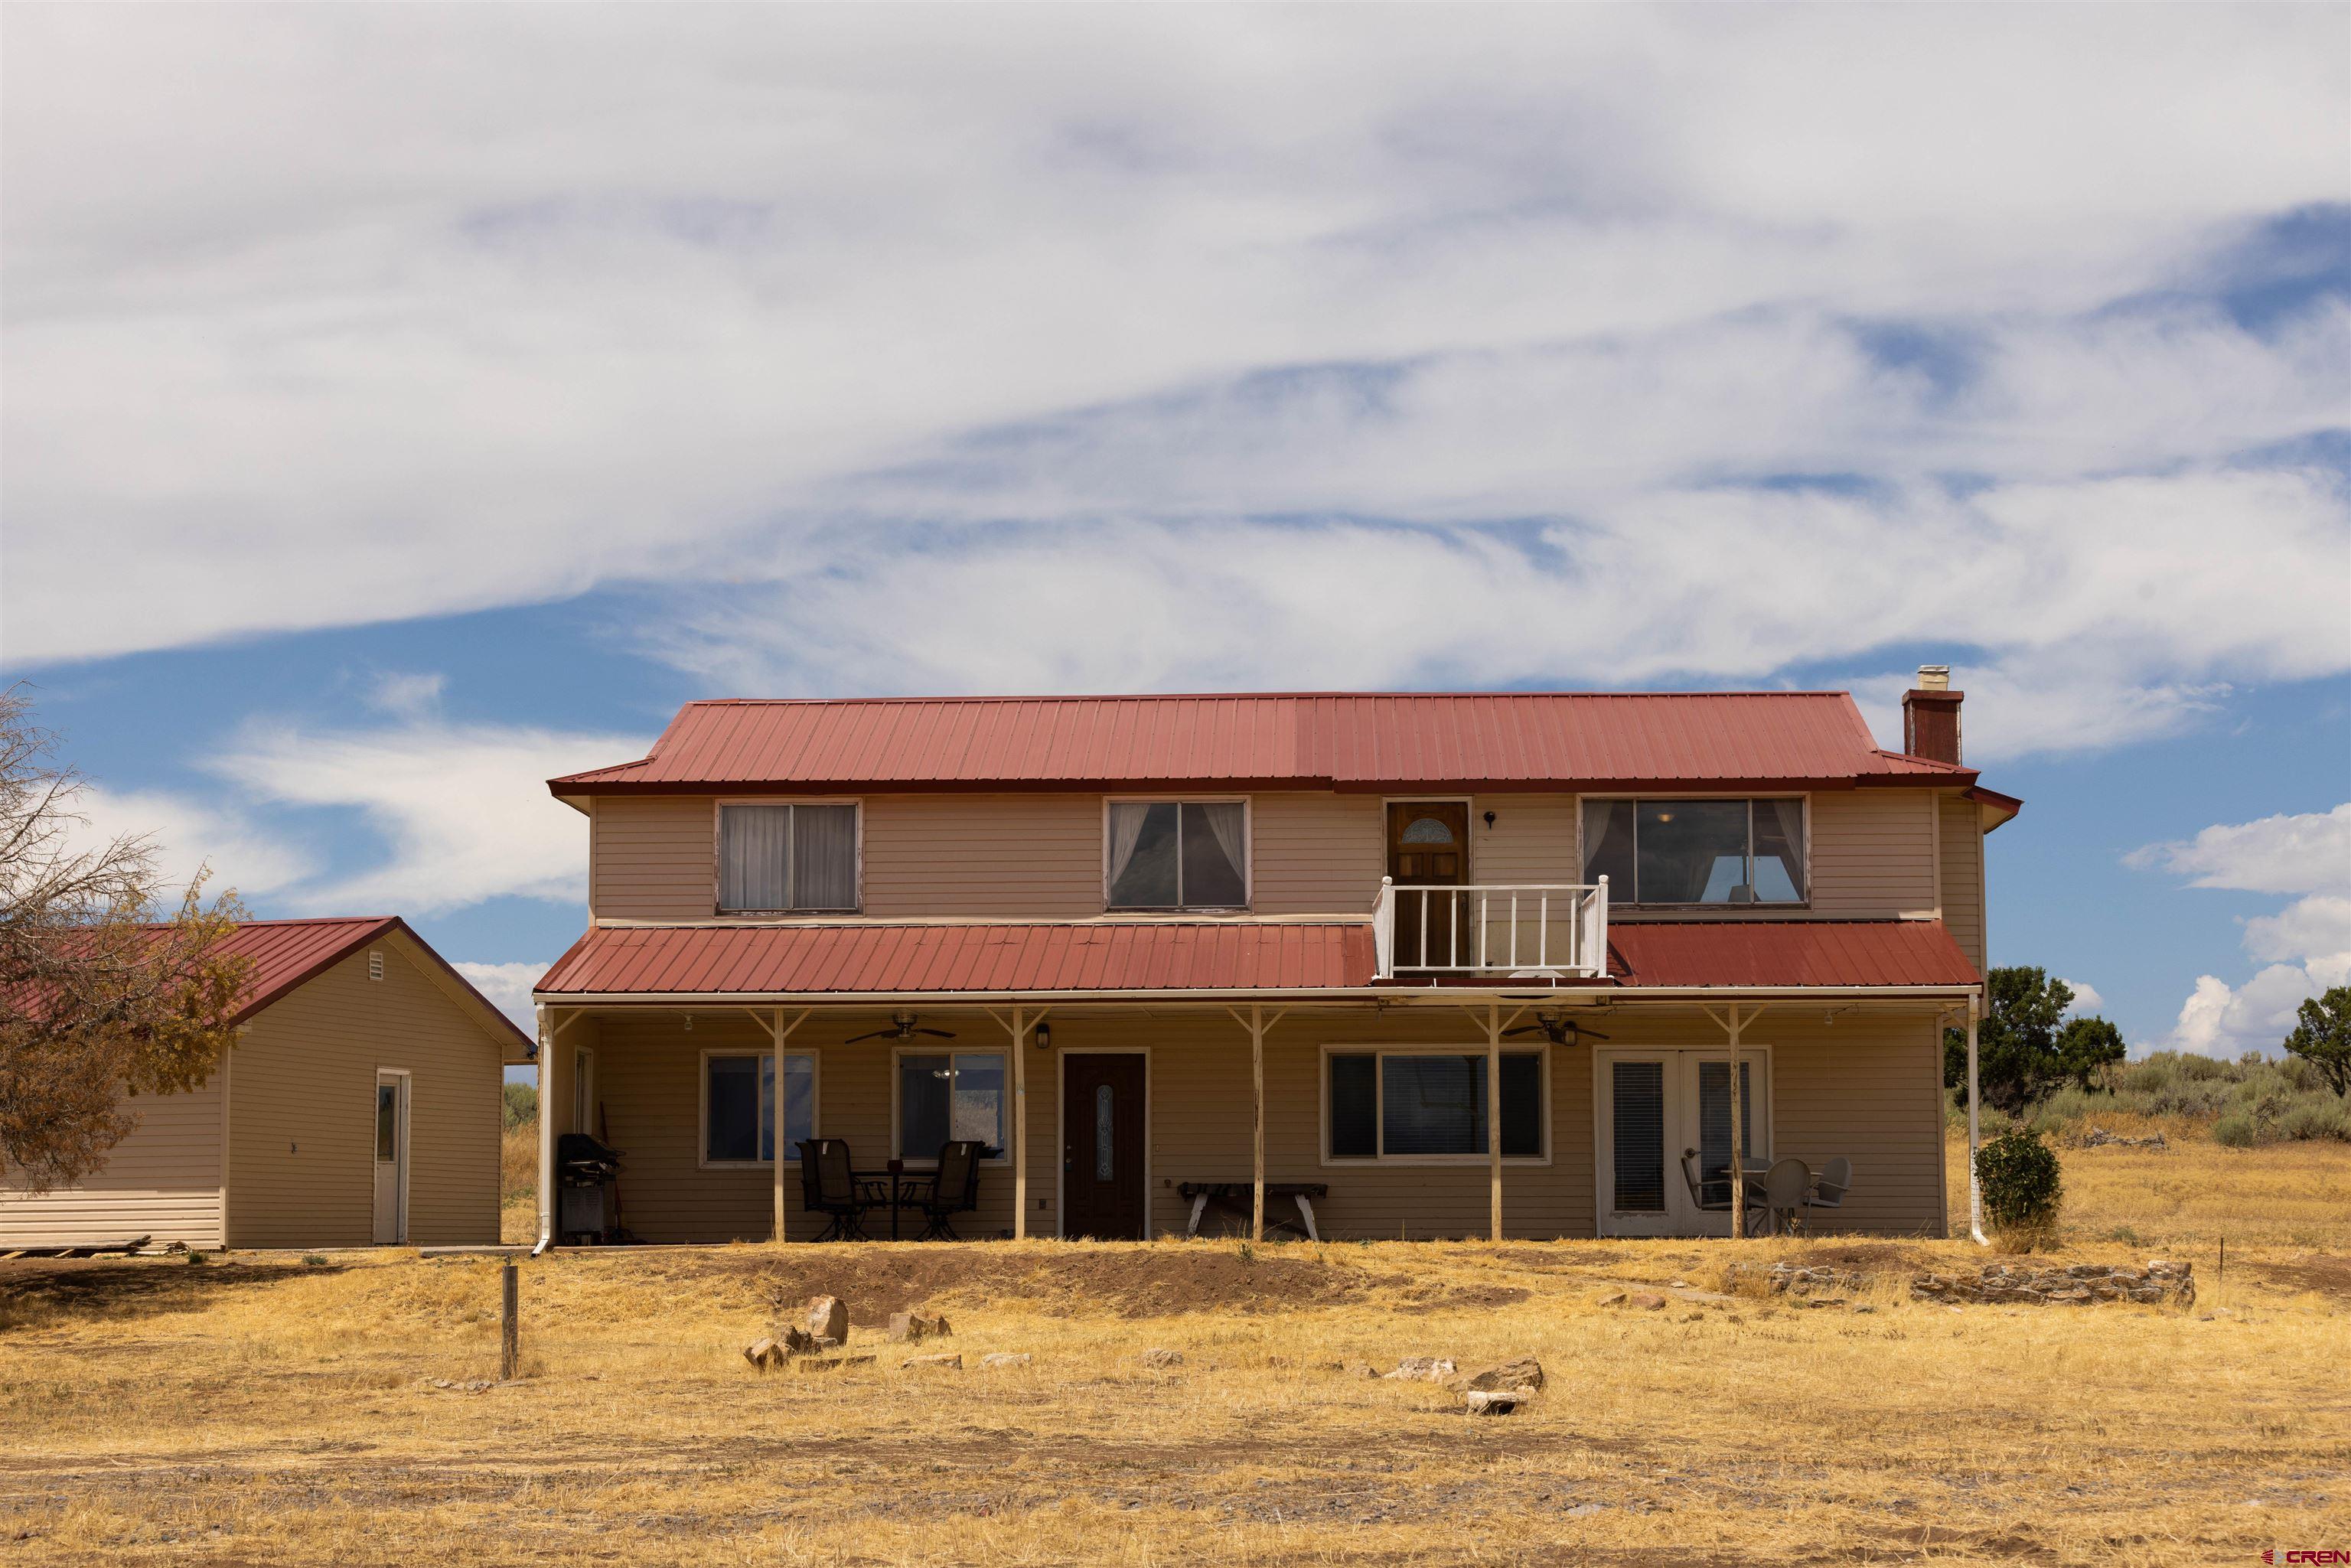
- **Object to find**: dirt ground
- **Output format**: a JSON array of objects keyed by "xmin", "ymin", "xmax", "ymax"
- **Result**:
[{"xmin": 3, "ymin": 1136, "xmax": 2347, "ymax": 1566}]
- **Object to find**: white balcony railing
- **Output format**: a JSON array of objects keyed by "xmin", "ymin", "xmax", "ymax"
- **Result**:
[{"xmin": 1371, "ymin": 875, "xmax": 1608, "ymax": 980}]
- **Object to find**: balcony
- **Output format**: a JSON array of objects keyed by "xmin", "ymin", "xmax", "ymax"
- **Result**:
[{"xmin": 1371, "ymin": 877, "xmax": 1609, "ymax": 981}]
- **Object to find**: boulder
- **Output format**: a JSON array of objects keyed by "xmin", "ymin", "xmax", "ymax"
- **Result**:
[
  {"xmin": 794, "ymin": 1352, "xmax": 877, "ymax": 1374},
  {"xmin": 1624, "ymin": 1292, "xmax": 1668, "ymax": 1312},
  {"xmin": 1142, "ymin": 1348, "xmax": 1185, "ymax": 1369},
  {"xmin": 1459, "ymin": 1358, "xmax": 1545, "ymax": 1395},
  {"xmin": 888, "ymin": 1312, "xmax": 951, "ymax": 1343},
  {"xmin": 1384, "ymin": 1356, "xmax": 1457, "ymax": 1382},
  {"xmin": 1462, "ymin": 1390, "xmax": 1524, "ymax": 1416},
  {"xmin": 902, "ymin": 1351, "xmax": 964, "ymax": 1370},
  {"xmin": 980, "ymin": 1352, "xmax": 1032, "ymax": 1369},
  {"xmin": 807, "ymin": 1296, "xmax": 849, "ymax": 1345},
  {"xmin": 743, "ymin": 1338, "xmax": 784, "ymax": 1371}
]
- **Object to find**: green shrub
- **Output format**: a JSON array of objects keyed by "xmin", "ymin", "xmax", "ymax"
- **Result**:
[
  {"xmin": 503, "ymin": 1081, "xmax": 539, "ymax": 1130},
  {"xmin": 2275, "ymin": 1097, "xmax": 2351, "ymax": 1143},
  {"xmin": 1974, "ymin": 1126, "xmax": 2062, "ymax": 1234},
  {"xmin": 2212, "ymin": 1112, "xmax": 2258, "ymax": 1148}
]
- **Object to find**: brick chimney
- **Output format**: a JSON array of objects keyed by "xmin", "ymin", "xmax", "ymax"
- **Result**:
[{"xmin": 1902, "ymin": 665, "xmax": 1963, "ymax": 764}]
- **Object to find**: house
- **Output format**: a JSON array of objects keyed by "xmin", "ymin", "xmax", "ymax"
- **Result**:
[
  {"xmin": 529, "ymin": 672, "xmax": 2017, "ymax": 1245},
  {"xmin": 0, "ymin": 918, "xmax": 533, "ymax": 1250}
]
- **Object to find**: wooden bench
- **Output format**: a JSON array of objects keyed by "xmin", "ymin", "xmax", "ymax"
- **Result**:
[{"xmin": 1176, "ymin": 1182, "xmax": 1328, "ymax": 1241}]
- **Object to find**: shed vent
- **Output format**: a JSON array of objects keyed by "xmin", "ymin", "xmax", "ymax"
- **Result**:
[{"xmin": 368, "ymin": 949, "xmax": 385, "ymax": 982}]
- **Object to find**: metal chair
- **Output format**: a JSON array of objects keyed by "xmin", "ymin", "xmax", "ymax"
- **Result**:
[
  {"xmin": 1807, "ymin": 1156, "xmax": 1852, "ymax": 1222},
  {"xmin": 1682, "ymin": 1149, "xmax": 1770, "ymax": 1227},
  {"xmin": 797, "ymin": 1138, "xmax": 882, "ymax": 1241},
  {"xmin": 1758, "ymin": 1157, "xmax": 1814, "ymax": 1235},
  {"xmin": 910, "ymin": 1139, "xmax": 986, "ymax": 1240}
]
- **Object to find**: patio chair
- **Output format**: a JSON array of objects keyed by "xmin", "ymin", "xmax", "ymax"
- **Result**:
[
  {"xmin": 1682, "ymin": 1149, "xmax": 1770, "ymax": 1225},
  {"xmin": 908, "ymin": 1139, "xmax": 986, "ymax": 1240},
  {"xmin": 797, "ymin": 1138, "xmax": 882, "ymax": 1242},
  {"xmin": 1757, "ymin": 1157, "xmax": 1814, "ymax": 1236},
  {"xmin": 1807, "ymin": 1156, "xmax": 1853, "ymax": 1221}
]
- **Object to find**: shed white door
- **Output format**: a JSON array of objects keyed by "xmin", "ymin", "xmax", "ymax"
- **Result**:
[
  {"xmin": 1596, "ymin": 1051, "xmax": 1769, "ymax": 1237},
  {"xmin": 373, "ymin": 1070, "xmax": 410, "ymax": 1244}
]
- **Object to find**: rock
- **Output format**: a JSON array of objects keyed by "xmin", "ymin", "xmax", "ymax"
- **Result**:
[
  {"xmin": 807, "ymin": 1296, "xmax": 849, "ymax": 1345},
  {"xmin": 1459, "ymin": 1357, "xmax": 1546, "ymax": 1394},
  {"xmin": 980, "ymin": 1352, "xmax": 1032, "ymax": 1369},
  {"xmin": 1595, "ymin": 1289, "xmax": 1625, "ymax": 1306},
  {"xmin": 1624, "ymin": 1292, "xmax": 1668, "ymax": 1311},
  {"xmin": 1341, "ymin": 1361, "xmax": 1378, "ymax": 1380},
  {"xmin": 1462, "ymin": 1390, "xmax": 1522, "ymax": 1415},
  {"xmin": 743, "ymin": 1338, "xmax": 784, "ymax": 1371},
  {"xmin": 902, "ymin": 1351, "xmax": 964, "ymax": 1370},
  {"xmin": 1142, "ymin": 1348, "xmax": 1185, "ymax": 1369},
  {"xmin": 888, "ymin": 1311, "xmax": 951, "ymax": 1343},
  {"xmin": 1384, "ymin": 1356, "xmax": 1457, "ymax": 1382},
  {"xmin": 794, "ymin": 1352, "xmax": 877, "ymax": 1374}
]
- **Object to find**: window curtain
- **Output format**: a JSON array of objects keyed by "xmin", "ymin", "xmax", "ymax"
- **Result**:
[
  {"xmin": 1382, "ymin": 1055, "xmax": 1488, "ymax": 1156},
  {"xmin": 1107, "ymin": 802, "xmax": 1151, "ymax": 891},
  {"xmin": 1199, "ymin": 801, "xmax": 1245, "ymax": 879},
  {"xmin": 1181, "ymin": 800, "xmax": 1248, "ymax": 906},
  {"xmin": 719, "ymin": 805, "xmax": 791, "ymax": 911},
  {"xmin": 793, "ymin": 805, "xmax": 858, "ymax": 908},
  {"xmin": 1752, "ymin": 798, "xmax": 1806, "ymax": 902}
]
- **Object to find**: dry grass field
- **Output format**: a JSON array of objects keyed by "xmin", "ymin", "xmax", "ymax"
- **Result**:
[{"xmin": 4, "ymin": 1128, "xmax": 2346, "ymax": 1566}]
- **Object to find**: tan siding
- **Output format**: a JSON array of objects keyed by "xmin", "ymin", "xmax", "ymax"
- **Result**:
[
  {"xmin": 1808, "ymin": 791, "xmax": 1938, "ymax": 918},
  {"xmin": 591, "ymin": 796, "xmax": 716, "ymax": 920},
  {"xmin": 862, "ymin": 794, "xmax": 1103, "ymax": 918},
  {"xmin": 227, "ymin": 935, "xmax": 504, "ymax": 1247},
  {"xmin": 1941, "ymin": 796, "xmax": 1986, "ymax": 973},
  {"xmin": 1250, "ymin": 794, "xmax": 1381, "ymax": 914},
  {"xmin": 0, "ymin": 1074, "xmax": 224, "ymax": 1248},
  {"xmin": 1764, "ymin": 1012, "xmax": 1947, "ymax": 1235},
  {"xmin": 1469, "ymin": 794, "xmax": 1580, "ymax": 885}
]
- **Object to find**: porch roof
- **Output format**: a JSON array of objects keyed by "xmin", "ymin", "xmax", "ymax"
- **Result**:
[{"xmin": 533, "ymin": 918, "xmax": 1979, "ymax": 1000}]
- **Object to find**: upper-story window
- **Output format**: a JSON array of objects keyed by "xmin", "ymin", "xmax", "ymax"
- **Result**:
[
  {"xmin": 718, "ymin": 802, "xmax": 860, "ymax": 912},
  {"xmin": 1581, "ymin": 797, "xmax": 1806, "ymax": 905},
  {"xmin": 1106, "ymin": 800, "xmax": 1248, "ymax": 910}
]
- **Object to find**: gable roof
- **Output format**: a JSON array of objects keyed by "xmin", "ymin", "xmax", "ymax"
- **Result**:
[
  {"xmin": 197, "ymin": 917, "xmax": 533, "ymax": 1052},
  {"xmin": 550, "ymin": 691, "xmax": 1980, "ymax": 797}
]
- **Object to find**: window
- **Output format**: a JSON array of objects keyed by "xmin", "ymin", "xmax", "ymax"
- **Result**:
[
  {"xmin": 1325, "ymin": 1050, "xmax": 1546, "ymax": 1161},
  {"xmin": 701, "ymin": 1050, "xmax": 817, "ymax": 1165},
  {"xmin": 1581, "ymin": 798, "xmax": 1805, "ymax": 905},
  {"xmin": 896, "ymin": 1051, "xmax": 1006, "ymax": 1162},
  {"xmin": 718, "ymin": 803, "xmax": 859, "ymax": 911},
  {"xmin": 1106, "ymin": 800, "xmax": 1247, "ymax": 909},
  {"xmin": 375, "ymin": 1082, "xmax": 398, "ymax": 1162}
]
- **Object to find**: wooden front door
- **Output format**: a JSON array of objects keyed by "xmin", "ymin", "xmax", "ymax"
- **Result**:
[
  {"xmin": 1387, "ymin": 801, "xmax": 1470, "ymax": 969},
  {"xmin": 1062, "ymin": 1053, "xmax": 1147, "ymax": 1239}
]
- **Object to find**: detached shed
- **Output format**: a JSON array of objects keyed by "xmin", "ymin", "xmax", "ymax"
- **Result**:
[{"xmin": 0, "ymin": 918, "xmax": 533, "ymax": 1250}]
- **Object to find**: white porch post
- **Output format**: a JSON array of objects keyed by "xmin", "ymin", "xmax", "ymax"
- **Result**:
[
  {"xmin": 752, "ymin": 1008, "xmax": 811, "ymax": 1244},
  {"xmin": 1224, "ymin": 1006, "xmax": 1289, "ymax": 1243},
  {"xmin": 1487, "ymin": 1001, "xmax": 1503, "ymax": 1242},
  {"xmin": 533, "ymin": 1006, "xmax": 555, "ymax": 1255},
  {"xmin": 1701, "ymin": 1002, "xmax": 1763, "ymax": 1239},
  {"xmin": 1967, "ymin": 989, "xmax": 1987, "ymax": 1245},
  {"xmin": 1012, "ymin": 1006, "xmax": 1028, "ymax": 1241}
]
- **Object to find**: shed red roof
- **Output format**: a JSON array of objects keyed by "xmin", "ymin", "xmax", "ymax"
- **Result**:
[
  {"xmin": 534, "ymin": 918, "xmax": 1978, "ymax": 998},
  {"xmin": 550, "ymin": 692, "xmax": 1976, "ymax": 795},
  {"xmin": 171, "ymin": 918, "xmax": 532, "ymax": 1051}
]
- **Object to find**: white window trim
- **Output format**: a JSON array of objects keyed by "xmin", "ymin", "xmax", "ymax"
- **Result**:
[
  {"xmin": 1052, "ymin": 1045, "xmax": 1152, "ymax": 1239},
  {"xmin": 1577, "ymin": 793, "xmax": 1813, "ymax": 910},
  {"xmin": 890, "ymin": 1045, "xmax": 1011, "ymax": 1167},
  {"xmin": 1381, "ymin": 797, "xmax": 1477, "ymax": 885},
  {"xmin": 572, "ymin": 1045, "xmax": 595, "ymax": 1136},
  {"xmin": 1101, "ymin": 795, "xmax": 1253, "ymax": 913},
  {"xmin": 1317, "ymin": 1042, "xmax": 1552, "ymax": 1167},
  {"xmin": 1590, "ymin": 1044, "xmax": 1776, "ymax": 1231},
  {"xmin": 696, "ymin": 1045, "xmax": 821, "ymax": 1169},
  {"xmin": 711, "ymin": 797, "xmax": 866, "ymax": 916}
]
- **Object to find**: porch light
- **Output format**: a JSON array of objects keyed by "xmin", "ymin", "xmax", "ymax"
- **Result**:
[{"xmin": 1034, "ymin": 1021, "xmax": 1052, "ymax": 1051}]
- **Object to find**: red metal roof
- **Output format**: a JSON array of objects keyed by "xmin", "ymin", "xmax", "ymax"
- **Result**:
[
  {"xmin": 193, "ymin": 918, "xmax": 533, "ymax": 1049},
  {"xmin": 535, "ymin": 918, "xmax": 1977, "ymax": 997},
  {"xmin": 550, "ymin": 692, "xmax": 1978, "ymax": 794},
  {"xmin": 536, "ymin": 921, "xmax": 1377, "ymax": 996},
  {"xmin": 1607, "ymin": 920, "xmax": 1981, "ymax": 989}
]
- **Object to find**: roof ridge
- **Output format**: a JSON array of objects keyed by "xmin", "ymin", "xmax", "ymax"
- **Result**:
[{"xmin": 673, "ymin": 690, "xmax": 1859, "ymax": 706}]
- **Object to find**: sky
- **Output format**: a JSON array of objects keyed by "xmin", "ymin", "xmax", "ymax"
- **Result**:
[{"xmin": 3, "ymin": 5, "xmax": 2347, "ymax": 1067}]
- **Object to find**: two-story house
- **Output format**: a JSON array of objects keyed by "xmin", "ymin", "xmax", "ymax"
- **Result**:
[{"xmin": 530, "ymin": 673, "xmax": 2016, "ymax": 1245}]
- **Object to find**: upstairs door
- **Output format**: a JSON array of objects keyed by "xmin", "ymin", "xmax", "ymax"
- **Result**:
[
  {"xmin": 373, "ymin": 1070, "xmax": 411, "ymax": 1244},
  {"xmin": 1387, "ymin": 801, "xmax": 1470, "ymax": 969},
  {"xmin": 1061, "ymin": 1053, "xmax": 1147, "ymax": 1239}
]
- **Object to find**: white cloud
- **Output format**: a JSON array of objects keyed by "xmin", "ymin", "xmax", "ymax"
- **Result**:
[
  {"xmin": 2125, "ymin": 804, "xmax": 2351, "ymax": 896},
  {"xmin": 205, "ymin": 719, "xmax": 639, "ymax": 914},
  {"xmin": 2135, "ymin": 805, "xmax": 2351, "ymax": 1056},
  {"xmin": 3, "ymin": 4, "xmax": 2346, "ymax": 716},
  {"xmin": 452, "ymin": 960, "xmax": 545, "ymax": 1032},
  {"xmin": 366, "ymin": 672, "xmax": 447, "ymax": 720},
  {"xmin": 68, "ymin": 784, "xmax": 312, "ymax": 905},
  {"xmin": 2060, "ymin": 980, "xmax": 2104, "ymax": 1015}
]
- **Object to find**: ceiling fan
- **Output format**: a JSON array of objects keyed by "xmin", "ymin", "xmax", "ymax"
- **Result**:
[
  {"xmin": 1502, "ymin": 1014, "xmax": 1609, "ymax": 1047},
  {"xmin": 845, "ymin": 1010, "xmax": 957, "ymax": 1045}
]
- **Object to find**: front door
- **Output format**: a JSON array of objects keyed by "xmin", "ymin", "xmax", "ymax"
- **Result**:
[
  {"xmin": 1387, "ymin": 801, "xmax": 1469, "ymax": 969},
  {"xmin": 373, "ymin": 1070, "xmax": 409, "ymax": 1244},
  {"xmin": 1596, "ymin": 1051, "xmax": 1769, "ymax": 1236},
  {"xmin": 1062, "ymin": 1053, "xmax": 1147, "ymax": 1239}
]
